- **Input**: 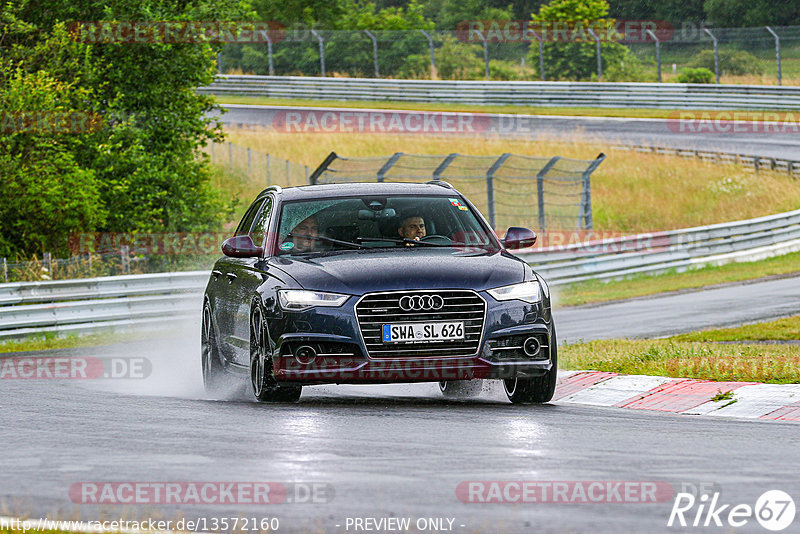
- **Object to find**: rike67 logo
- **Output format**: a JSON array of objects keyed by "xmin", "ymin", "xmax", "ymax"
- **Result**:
[{"xmin": 668, "ymin": 490, "xmax": 796, "ymax": 531}]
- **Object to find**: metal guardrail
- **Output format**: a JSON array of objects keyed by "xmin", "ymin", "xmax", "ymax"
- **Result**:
[
  {"xmin": 611, "ymin": 144, "xmax": 800, "ymax": 177},
  {"xmin": 201, "ymin": 76, "xmax": 800, "ymax": 111},
  {"xmin": 2, "ymin": 208, "xmax": 799, "ymax": 339},
  {"xmin": 0, "ymin": 272, "xmax": 208, "ymax": 340}
]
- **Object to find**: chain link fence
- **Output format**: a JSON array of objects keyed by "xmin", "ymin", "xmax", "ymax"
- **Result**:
[
  {"xmin": 310, "ymin": 151, "xmax": 606, "ymax": 231},
  {"xmin": 218, "ymin": 25, "xmax": 800, "ymax": 84}
]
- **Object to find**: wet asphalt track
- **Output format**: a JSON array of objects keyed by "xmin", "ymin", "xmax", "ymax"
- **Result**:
[
  {"xmin": 2, "ymin": 276, "xmax": 799, "ymax": 533},
  {"xmin": 218, "ymin": 104, "xmax": 800, "ymax": 161}
]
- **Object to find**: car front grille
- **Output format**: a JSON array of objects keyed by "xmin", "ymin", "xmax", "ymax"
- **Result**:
[{"xmin": 355, "ymin": 290, "xmax": 486, "ymax": 358}]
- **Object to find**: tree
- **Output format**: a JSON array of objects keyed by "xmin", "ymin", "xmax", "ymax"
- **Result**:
[
  {"xmin": 528, "ymin": 0, "xmax": 645, "ymax": 81},
  {"xmin": 1, "ymin": 0, "xmax": 243, "ymax": 258},
  {"xmin": 703, "ymin": 0, "xmax": 800, "ymax": 27}
]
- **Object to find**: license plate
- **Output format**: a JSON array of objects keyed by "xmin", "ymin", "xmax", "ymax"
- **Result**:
[{"xmin": 382, "ymin": 322, "xmax": 464, "ymax": 343}]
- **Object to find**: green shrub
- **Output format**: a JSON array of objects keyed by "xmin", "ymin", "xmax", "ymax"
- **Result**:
[
  {"xmin": 688, "ymin": 49, "xmax": 763, "ymax": 76},
  {"xmin": 677, "ymin": 67, "xmax": 715, "ymax": 84}
]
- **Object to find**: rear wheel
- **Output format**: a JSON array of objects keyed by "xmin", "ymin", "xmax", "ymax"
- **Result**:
[
  {"xmin": 439, "ymin": 380, "xmax": 484, "ymax": 398},
  {"xmin": 202, "ymin": 303, "xmax": 230, "ymax": 398},
  {"xmin": 503, "ymin": 331, "xmax": 558, "ymax": 405},
  {"xmin": 250, "ymin": 306, "xmax": 302, "ymax": 403}
]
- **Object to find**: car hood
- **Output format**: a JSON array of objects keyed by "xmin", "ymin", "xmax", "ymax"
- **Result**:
[{"xmin": 268, "ymin": 248, "xmax": 526, "ymax": 295}]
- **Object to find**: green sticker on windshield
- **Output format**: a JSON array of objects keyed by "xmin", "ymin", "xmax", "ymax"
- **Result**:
[{"xmin": 279, "ymin": 242, "xmax": 294, "ymax": 250}]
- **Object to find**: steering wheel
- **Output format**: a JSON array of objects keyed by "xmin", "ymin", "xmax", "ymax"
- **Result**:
[{"xmin": 419, "ymin": 234, "xmax": 452, "ymax": 245}]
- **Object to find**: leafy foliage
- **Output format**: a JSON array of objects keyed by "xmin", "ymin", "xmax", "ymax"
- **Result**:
[
  {"xmin": 677, "ymin": 67, "xmax": 715, "ymax": 83},
  {"xmin": 688, "ymin": 49, "xmax": 763, "ymax": 76}
]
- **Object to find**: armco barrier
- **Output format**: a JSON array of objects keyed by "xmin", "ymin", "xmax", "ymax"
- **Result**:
[
  {"xmin": 1, "ymin": 208, "xmax": 799, "ymax": 339},
  {"xmin": 200, "ymin": 76, "xmax": 800, "ymax": 111}
]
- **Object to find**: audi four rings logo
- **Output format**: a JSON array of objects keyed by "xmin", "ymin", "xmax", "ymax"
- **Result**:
[{"xmin": 399, "ymin": 295, "xmax": 445, "ymax": 311}]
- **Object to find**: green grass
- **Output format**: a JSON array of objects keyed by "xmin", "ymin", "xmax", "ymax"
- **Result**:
[
  {"xmin": 0, "ymin": 330, "xmax": 170, "ymax": 355},
  {"xmin": 554, "ymin": 250, "xmax": 800, "ymax": 307},
  {"xmin": 214, "ymin": 95, "xmax": 775, "ymax": 119},
  {"xmin": 560, "ymin": 315, "xmax": 800, "ymax": 383}
]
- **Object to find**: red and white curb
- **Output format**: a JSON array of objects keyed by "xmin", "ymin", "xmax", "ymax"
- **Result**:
[{"xmin": 554, "ymin": 371, "xmax": 800, "ymax": 421}]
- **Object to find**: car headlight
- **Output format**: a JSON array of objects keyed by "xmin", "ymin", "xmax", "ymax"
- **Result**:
[
  {"xmin": 278, "ymin": 290, "xmax": 349, "ymax": 311},
  {"xmin": 487, "ymin": 281, "xmax": 542, "ymax": 304}
]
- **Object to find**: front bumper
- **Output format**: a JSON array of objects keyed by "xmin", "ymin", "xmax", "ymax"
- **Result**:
[{"xmin": 268, "ymin": 294, "xmax": 554, "ymax": 385}]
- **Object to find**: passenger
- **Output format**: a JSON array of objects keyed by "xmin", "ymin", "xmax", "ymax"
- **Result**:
[
  {"xmin": 397, "ymin": 212, "xmax": 426, "ymax": 243},
  {"xmin": 288, "ymin": 215, "xmax": 319, "ymax": 252}
]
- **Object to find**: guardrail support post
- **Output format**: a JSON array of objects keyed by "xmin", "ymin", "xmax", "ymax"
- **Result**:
[
  {"xmin": 474, "ymin": 30, "xmax": 490, "ymax": 80},
  {"xmin": 311, "ymin": 29, "xmax": 326, "ymax": 76},
  {"xmin": 536, "ymin": 157, "xmax": 561, "ymax": 236},
  {"xmin": 420, "ymin": 30, "xmax": 435, "ymax": 79},
  {"xmin": 486, "ymin": 153, "xmax": 511, "ymax": 229},
  {"xmin": 766, "ymin": 26, "xmax": 781, "ymax": 86},
  {"xmin": 588, "ymin": 28, "xmax": 602, "ymax": 81},
  {"xmin": 364, "ymin": 30, "xmax": 379, "ymax": 78},
  {"xmin": 703, "ymin": 28, "xmax": 719, "ymax": 83},
  {"xmin": 646, "ymin": 29, "xmax": 661, "ymax": 82},
  {"xmin": 2, "ymin": 258, "xmax": 7, "ymax": 283}
]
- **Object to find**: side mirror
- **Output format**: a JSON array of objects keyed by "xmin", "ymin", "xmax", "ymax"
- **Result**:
[
  {"xmin": 503, "ymin": 227, "xmax": 537, "ymax": 250},
  {"xmin": 221, "ymin": 235, "xmax": 264, "ymax": 258}
]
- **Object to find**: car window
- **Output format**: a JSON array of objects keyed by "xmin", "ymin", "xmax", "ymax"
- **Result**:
[
  {"xmin": 250, "ymin": 196, "xmax": 273, "ymax": 248},
  {"xmin": 275, "ymin": 195, "xmax": 498, "ymax": 255},
  {"xmin": 234, "ymin": 198, "xmax": 264, "ymax": 237}
]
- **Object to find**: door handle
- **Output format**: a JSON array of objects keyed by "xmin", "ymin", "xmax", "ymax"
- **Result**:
[
  {"xmin": 211, "ymin": 270, "xmax": 222, "ymax": 280},
  {"xmin": 226, "ymin": 272, "xmax": 238, "ymax": 283}
]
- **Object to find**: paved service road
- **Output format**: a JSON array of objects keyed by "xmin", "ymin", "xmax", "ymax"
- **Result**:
[
  {"xmin": 2, "ymin": 275, "xmax": 799, "ymax": 533},
  {"xmin": 217, "ymin": 104, "xmax": 800, "ymax": 161}
]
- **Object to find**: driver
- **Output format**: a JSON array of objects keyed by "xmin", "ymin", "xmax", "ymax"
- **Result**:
[
  {"xmin": 288, "ymin": 215, "xmax": 319, "ymax": 252},
  {"xmin": 397, "ymin": 212, "xmax": 426, "ymax": 242}
]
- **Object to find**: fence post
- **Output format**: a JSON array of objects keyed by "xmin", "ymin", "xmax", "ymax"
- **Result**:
[
  {"xmin": 286, "ymin": 159, "xmax": 290, "ymax": 185},
  {"xmin": 247, "ymin": 148, "xmax": 252, "ymax": 178},
  {"xmin": 377, "ymin": 152, "xmax": 404, "ymax": 182},
  {"xmin": 646, "ymin": 29, "xmax": 661, "ymax": 82},
  {"xmin": 529, "ymin": 29, "xmax": 545, "ymax": 81},
  {"xmin": 311, "ymin": 29, "xmax": 326, "ymax": 76},
  {"xmin": 364, "ymin": 30, "xmax": 379, "ymax": 78},
  {"xmin": 420, "ymin": 30, "xmax": 435, "ymax": 79},
  {"xmin": 587, "ymin": 28, "xmax": 602, "ymax": 81},
  {"xmin": 433, "ymin": 153, "xmax": 457, "ymax": 180},
  {"xmin": 580, "ymin": 153, "xmax": 606, "ymax": 230},
  {"xmin": 703, "ymin": 28, "xmax": 719, "ymax": 83},
  {"xmin": 766, "ymin": 26, "xmax": 781, "ymax": 86},
  {"xmin": 305, "ymin": 165, "xmax": 309, "ymax": 183},
  {"xmin": 228, "ymin": 142, "xmax": 233, "ymax": 170},
  {"xmin": 536, "ymin": 157, "xmax": 561, "ymax": 237},
  {"xmin": 474, "ymin": 30, "xmax": 490, "ymax": 80},
  {"xmin": 210, "ymin": 142, "xmax": 215, "ymax": 164},
  {"xmin": 42, "ymin": 252, "xmax": 52, "ymax": 279},
  {"xmin": 486, "ymin": 153, "xmax": 511, "ymax": 229},
  {"xmin": 267, "ymin": 154, "xmax": 271, "ymax": 185},
  {"xmin": 2, "ymin": 258, "xmax": 6, "ymax": 283},
  {"xmin": 121, "ymin": 245, "xmax": 130, "ymax": 274},
  {"xmin": 265, "ymin": 30, "xmax": 275, "ymax": 76},
  {"xmin": 217, "ymin": 52, "xmax": 222, "ymax": 74}
]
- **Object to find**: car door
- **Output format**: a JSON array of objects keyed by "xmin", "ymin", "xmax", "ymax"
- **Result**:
[
  {"xmin": 213, "ymin": 197, "xmax": 266, "ymax": 366},
  {"xmin": 227, "ymin": 195, "xmax": 276, "ymax": 366}
]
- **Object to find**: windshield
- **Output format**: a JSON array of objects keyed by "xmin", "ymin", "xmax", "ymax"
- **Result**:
[{"xmin": 275, "ymin": 195, "xmax": 499, "ymax": 255}]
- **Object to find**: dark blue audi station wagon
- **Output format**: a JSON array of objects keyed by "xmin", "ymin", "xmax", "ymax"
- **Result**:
[{"xmin": 202, "ymin": 181, "xmax": 556, "ymax": 404}]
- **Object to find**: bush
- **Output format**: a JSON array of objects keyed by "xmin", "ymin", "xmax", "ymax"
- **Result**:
[
  {"xmin": 677, "ymin": 67, "xmax": 715, "ymax": 84},
  {"xmin": 688, "ymin": 49, "xmax": 763, "ymax": 76}
]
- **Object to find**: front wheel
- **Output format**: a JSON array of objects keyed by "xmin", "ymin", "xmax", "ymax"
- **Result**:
[
  {"xmin": 250, "ymin": 306, "xmax": 302, "ymax": 403},
  {"xmin": 503, "ymin": 331, "xmax": 558, "ymax": 405},
  {"xmin": 202, "ymin": 303, "xmax": 231, "ymax": 398}
]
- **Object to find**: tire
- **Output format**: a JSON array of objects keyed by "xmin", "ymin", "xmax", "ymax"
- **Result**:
[
  {"xmin": 202, "ymin": 303, "xmax": 232, "ymax": 398},
  {"xmin": 439, "ymin": 380, "xmax": 484, "ymax": 398},
  {"xmin": 503, "ymin": 330, "xmax": 558, "ymax": 405},
  {"xmin": 250, "ymin": 306, "xmax": 302, "ymax": 403}
]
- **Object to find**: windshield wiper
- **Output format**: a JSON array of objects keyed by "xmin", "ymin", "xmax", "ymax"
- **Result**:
[
  {"xmin": 288, "ymin": 233, "xmax": 366, "ymax": 249},
  {"xmin": 355, "ymin": 237, "xmax": 450, "ymax": 247}
]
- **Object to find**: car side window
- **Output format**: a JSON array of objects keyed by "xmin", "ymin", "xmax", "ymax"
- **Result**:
[
  {"xmin": 251, "ymin": 197, "xmax": 273, "ymax": 248},
  {"xmin": 234, "ymin": 199, "xmax": 265, "ymax": 237}
]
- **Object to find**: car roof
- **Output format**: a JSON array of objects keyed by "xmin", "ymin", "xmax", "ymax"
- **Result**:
[{"xmin": 270, "ymin": 181, "xmax": 460, "ymax": 201}]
